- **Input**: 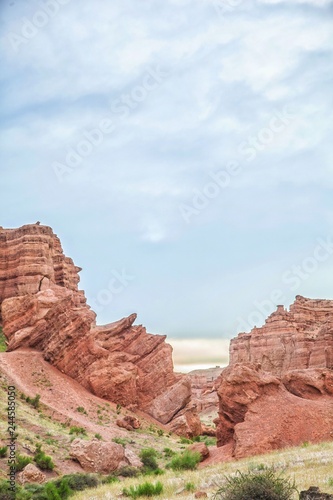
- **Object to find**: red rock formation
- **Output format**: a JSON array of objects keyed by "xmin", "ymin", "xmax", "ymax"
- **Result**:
[
  {"xmin": 188, "ymin": 366, "xmax": 223, "ymax": 415},
  {"xmin": 0, "ymin": 224, "xmax": 85, "ymax": 318},
  {"xmin": 215, "ymin": 297, "xmax": 333, "ymax": 458},
  {"xmin": 215, "ymin": 363, "xmax": 333, "ymax": 458},
  {"xmin": 0, "ymin": 224, "xmax": 201, "ymax": 436},
  {"xmin": 230, "ymin": 296, "xmax": 333, "ymax": 375},
  {"xmin": 188, "ymin": 442, "xmax": 210, "ymax": 461},
  {"xmin": 69, "ymin": 438, "xmax": 133, "ymax": 473}
]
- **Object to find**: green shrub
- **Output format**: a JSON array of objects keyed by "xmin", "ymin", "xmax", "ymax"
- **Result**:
[
  {"xmin": 34, "ymin": 445, "xmax": 54, "ymax": 471},
  {"xmin": 0, "ymin": 446, "xmax": 8, "ymax": 458},
  {"xmin": 69, "ymin": 426, "xmax": 87, "ymax": 436},
  {"xmin": 54, "ymin": 473, "xmax": 98, "ymax": 491},
  {"xmin": 123, "ymin": 481, "xmax": 163, "ymax": 498},
  {"xmin": 157, "ymin": 429, "xmax": 164, "ymax": 436},
  {"xmin": 0, "ymin": 329, "xmax": 7, "ymax": 352},
  {"xmin": 179, "ymin": 437, "xmax": 193, "ymax": 444},
  {"xmin": 15, "ymin": 454, "xmax": 33, "ymax": 472},
  {"xmin": 44, "ymin": 482, "xmax": 61, "ymax": 500},
  {"xmin": 101, "ymin": 475, "xmax": 120, "ymax": 484},
  {"xmin": 55, "ymin": 478, "xmax": 72, "ymax": 499},
  {"xmin": 0, "ymin": 479, "xmax": 16, "ymax": 499},
  {"xmin": 163, "ymin": 447, "xmax": 175, "ymax": 458},
  {"xmin": 112, "ymin": 437, "xmax": 127, "ymax": 446},
  {"xmin": 116, "ymin": 404, "xmax": 122, "ymax": 414},
  {"xmin": 76, "ymin": 406, "xmax": 87, "ymax": 415},
  {"xmin": 115, "ymin": 466, "xmax": 140, "ymax": 478},
  {"xmin": 167, "ymin": 450, "xmax": 201, "ymax": 471},
  {"xmin": 26, "ymin": 394, "xmax": 41, "ymax": 409},
  {"xmin": 200, "ymin": 435, "xmax": 217, "ymax": 446},
  {"xmin": 185, "ymin": 482, "xmax": 196, "ymax": 492},
  {"xmin": 94, "ymin": 433, "xmax": 102, "ymax": 440},
  {"xmin": 213, "ymin": 467, "xmax": 298, "ymax": 500},
  {"xmin": 16, "ymin": 487, "xmax": 32, "ymax": 500},
  {"xmin": 23, "ymin": 483, "xmax": 48, "ymax": 498},
  {"xmin": 35, "ymin": 453, "xmax": 54, "ymax": 471},
  {"xmin": 139, "ymin": 448, "xmax": 159, "ymax": 471}
]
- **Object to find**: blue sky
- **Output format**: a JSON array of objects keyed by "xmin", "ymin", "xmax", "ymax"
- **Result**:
[{"xmin": 1, "ymin": 0, "xmax": 333, "ymax": 339}]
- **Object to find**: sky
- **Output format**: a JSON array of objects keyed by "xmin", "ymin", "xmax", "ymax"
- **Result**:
[{"xmin": 1, "ymin": 0, "xmax": 333, "ymax": 341}]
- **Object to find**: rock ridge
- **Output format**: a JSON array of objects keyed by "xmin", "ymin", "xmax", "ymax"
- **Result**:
[
  {"xmin": 230, "ymin": 295, "xmax": 333, "ymax": 376},
  {"xmin": 0, "ymin": 223, "xmax": 201, "ymax": 436},
  {"xmin": 215, "ymin": 296, "xmax": 333, "ymax": 458}
]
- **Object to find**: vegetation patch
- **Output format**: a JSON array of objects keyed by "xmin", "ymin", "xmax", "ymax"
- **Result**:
[
  {"xmin": 15, "ymin": 454, "xmax": 33, "ymax": 472},
  {"xmin": 69, "ymin": 426, "xmax": 87, "ymax": 436},
  {"xmin": 54, "ymin": 473, "xmax": 98, "ymax": 492},
  {"xmin": 139, "ymin": 448, "xmax": 159, "ymax": 473},
  {"xmin": 112, "ymin": 437, "xmax": 127, "ymax": 446},
  {"xmin": 0, "ymin": 446, "xmax": 8, "ymax": 458},
  {"xmin": 123, "ymin": 480, "xmax": 163, "ymax": 498},
  {"xmin": 34, "ymin": 444, "xmax": 55, "ymax": 471},
  {"xmin": 0, "ymin": 329, "xmax": 7, "ymax": 353},
  {"xmin": 213, "ymin": 467, "xmax": 298, "ymax": 500},
  {"xmin": 167, "ymin": 450, "xmax": 201, "ymax": 471}
]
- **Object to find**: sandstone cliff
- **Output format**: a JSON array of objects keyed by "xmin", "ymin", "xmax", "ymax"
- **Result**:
[
  {"xmin": 215, "ymin": 297, "xmax": 333, "ymax": 458},
  {"xmin": 188, "ymin": 367, "xmax": 223, "ymax": 413},
  {"xmin": 230, "ymin": 296, "xmax": 333, "ymax": 375},
  {"xmin": 0, "ymin": 224, "xmax": 201, "ymax": 436}
]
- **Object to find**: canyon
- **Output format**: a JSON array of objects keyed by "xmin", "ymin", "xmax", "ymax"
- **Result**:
[{"xmin": 1, "ymin": 223, "xmax": 333, "ymax": 466}]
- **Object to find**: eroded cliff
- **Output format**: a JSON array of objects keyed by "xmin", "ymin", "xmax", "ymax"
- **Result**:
[
  {"xmin": 215, "ymin": 297, "xmax": 333, "ymax": 458},
  {"xmin": 0, "ymin": 224, "xmax": 201, "ymax": 436}
]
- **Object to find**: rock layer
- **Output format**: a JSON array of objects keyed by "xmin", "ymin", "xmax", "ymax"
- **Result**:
[
  {"xmin": 188, "ymin": 366, "xmax": 223, "ymax": 415},
  {"xmin": 0, "ymin": 224, "xmax": 201, "ymax": 436},
  {"xmin": 215, "ymin": 297, "xmax": 333, "ymax": 458},
  {"xmin": 0, "ymin": 224, "xmax": 85, "ymax": 319},
  {"xmin": 230, "ymin": 296, "xmax": 333, "ymax": 375}
]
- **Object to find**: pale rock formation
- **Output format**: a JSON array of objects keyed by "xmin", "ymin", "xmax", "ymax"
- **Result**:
[{"xmin": 17, "ymin": 464, "xmax": 46, "ymax": 485}]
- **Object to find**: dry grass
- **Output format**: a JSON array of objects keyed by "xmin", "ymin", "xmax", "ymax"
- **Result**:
[{"xmin": 71, "ymin": 440, "xmax": 333, "ymax": 499}]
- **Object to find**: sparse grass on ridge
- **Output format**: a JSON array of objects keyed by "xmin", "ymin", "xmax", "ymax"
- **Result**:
[
  {"xmin": 0, "ymin": 328, "xmax": 7, "ymax": 352},
  {"xmin": 72, "ymin": 440, "xmax": 333, "ymax": 499}
]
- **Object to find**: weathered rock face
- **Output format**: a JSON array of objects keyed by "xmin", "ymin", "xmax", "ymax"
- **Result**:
[
  {"xmin": 17, "ymin": 464, "xmax": 46, "ymax": 485},
  {"xmin": 69, "ymin": 439, "xmax": 129, "ymax": 473},
  {"xmin": 215, "ymin": 363, "xmax": 333, "ymax": 457},
  {"xmin": 188, "ymin": 366, "xmax": 223, "ymax": 415},
  {"xmin": 0, "ymin": 224, "xmax": 201, "ymax": 436},
  {"xmin": 215, "ymin": 297, "xmax": 333, "ymax": 458},
  {"xmin": 0, "ymin": 225, "xmax": 85, "ymax": 319},
  {"xmin": 230, "ymin": 296, "xmax": 333, "ymax": 375}
]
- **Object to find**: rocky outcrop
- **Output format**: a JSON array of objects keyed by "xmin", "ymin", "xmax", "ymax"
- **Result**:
[
  {"xmin": 188, "ymin": 442, "xmax": 210, "ymax": 461},
  {"xmin": 69, "ymin": 439, "xmax": 135, "ymax": 473},
  {"xmin": 215, "ymin": 297, "xmax": 333, "ymax": 458},
  {"xmin": 117, "ymin": 415, "xmax": 141, "ymax": 431},
  {"xmin": 188, "ymin": 366, "xmax": 223, "ymax": 416},
  {"xmin": 215, "ymin": 363, "xmax": 333, "ymax": 457},
  {"xmin": 0, "ymin": 224, "xmax": 201, "ymax": 436},
  {"xmin": 300, "ymin": 487, "xmax": 333, "ymax": 499},
  {"xmin": 17, "ymin": 464, "xmax": 46, "ymax": 485},
  {"xmin": 0, "ymin": 224, "xmax": 85, "ymax": 320},
  {"xmin": 230, "ymin": 296, "xmax": 333, "ymax": 375}
]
